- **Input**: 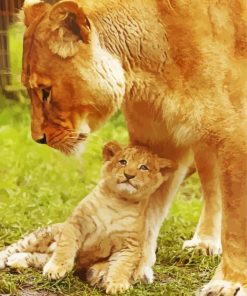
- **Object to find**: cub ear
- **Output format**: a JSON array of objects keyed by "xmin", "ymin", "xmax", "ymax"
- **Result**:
[
  {"xmin": 23, "ymin": 0, "xmax": 50, "ymax": 27},
  {"xmin": 159, "ymin": 158, "xmax": 177, "ymax": 180},
  {"xmin": 103, "ymin": 142, "xmax": 122, "ymax": 162}
]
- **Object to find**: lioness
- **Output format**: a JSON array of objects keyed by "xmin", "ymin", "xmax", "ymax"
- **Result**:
[{"xmin": 21, "ymin": 0, "xmax": 247, "ymax": 295}]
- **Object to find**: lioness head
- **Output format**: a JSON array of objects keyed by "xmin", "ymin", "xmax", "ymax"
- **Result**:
[
  {"xmin": 22, "ymin": 0, "xmax": 125, "ymax": 155},
  {"xmin": 102, "ymin": 142, "xmax": 176, "ymax": 199}
]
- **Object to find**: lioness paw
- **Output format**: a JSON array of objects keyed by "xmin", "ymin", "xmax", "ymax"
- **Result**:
[
  {"xmin": 198, "ymin": 280, "xmax": 246, "ymax": 296},
  {"xmin": 105, "ymin": 279, "xmax": 130, "ymax": 295},
  {"xmin": 7, "ymin": 253, "xmax": 29, "ymax": 268},
  {"xmin": 43, "ymin": 259, "xmax": 73, "ymax": 280},
  {"xmin": 183, "ymin": 237, "xmax": 222, "ymax": 256}
]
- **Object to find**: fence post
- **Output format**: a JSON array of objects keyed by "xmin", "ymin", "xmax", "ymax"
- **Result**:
[{"xmin": 0, "ymin": 0, "xmax": 24, "ymax": 97}]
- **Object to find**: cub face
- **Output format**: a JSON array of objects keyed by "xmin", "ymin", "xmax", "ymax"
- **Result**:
[
  {"xmin": 22, "ymin": 0, "xmax": 125, "ymax": 155},
  {"xmin": 102, "ymin": 142, "xmax": 176, "ymax": 199}
]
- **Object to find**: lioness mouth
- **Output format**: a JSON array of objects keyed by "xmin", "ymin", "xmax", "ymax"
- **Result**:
[{"xmin": 78, "ymin": 133, "xmax": 88, "ymax": 141}]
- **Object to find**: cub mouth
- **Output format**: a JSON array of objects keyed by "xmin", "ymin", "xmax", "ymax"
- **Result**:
[{"xmin": 119, "ymin": 180, "xmax": 137, "ymax": 190}]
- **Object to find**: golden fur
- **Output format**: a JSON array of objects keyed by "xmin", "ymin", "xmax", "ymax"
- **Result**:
[
  {"xmin": 21, "ymin": 0, "xmax": 247, "ymax": 295},
  {"xmin": 0, "ymin": 142, "xmax": 175, "ymax": 294}
]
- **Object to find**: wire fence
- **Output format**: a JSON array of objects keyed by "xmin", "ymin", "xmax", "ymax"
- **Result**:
[{"xmin": 0, "ymin": 0, "xmax": 24, "ymax": 96}]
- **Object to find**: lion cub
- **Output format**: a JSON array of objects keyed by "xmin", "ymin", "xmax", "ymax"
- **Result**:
[{"xmin": 0, "ymin": 142, "xmax": 175, "ymax": 294}]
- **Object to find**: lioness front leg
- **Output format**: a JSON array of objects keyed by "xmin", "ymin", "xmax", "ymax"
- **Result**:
[
  {"xmin": 135, "ymin": 154, "xmax": 191, "ymax": 282},
  {"xmin": 199, "ymin": 124, "xmax": 247, "ymax": 295},
  {"xmin": 183, "ymin": 144, "xmax": 222, "ymax": 255}
]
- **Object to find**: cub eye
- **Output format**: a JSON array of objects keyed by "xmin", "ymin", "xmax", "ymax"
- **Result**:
[
  {"xmin": 139, "ymin": 164, "xmax": 149, "ymax": 171},
  {"xmin": 41, "ymin": 88, "xmax": 51, "ymax": 102},
  {"xmin": 119, "ymin": 159, "xmax": 127, "ymax": 166}
]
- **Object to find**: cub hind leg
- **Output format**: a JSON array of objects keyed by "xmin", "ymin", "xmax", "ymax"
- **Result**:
[
  {"xmin": 0, "ymin": 223, "xmax": 62, "ymax": 269},
  {"xmin": 86, "ymin": 261, "xmax": 109, "ymax": 287},
  {"xmin": 7, "ymin": 252, "xmax": 51, "ymax": 269}
]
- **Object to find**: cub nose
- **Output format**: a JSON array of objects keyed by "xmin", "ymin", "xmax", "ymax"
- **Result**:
[
  {"xmin": 124, "ymin": 172, "xmax": 135, "ymax": 180},
  {"xmin": 36, "ymin": 135, "xmax": 47, "ymax": 144}
]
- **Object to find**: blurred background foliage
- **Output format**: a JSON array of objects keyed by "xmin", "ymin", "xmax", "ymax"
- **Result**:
[{"xmin": 8, "ymin": 23, "xmax": 24, "ymax": 87}]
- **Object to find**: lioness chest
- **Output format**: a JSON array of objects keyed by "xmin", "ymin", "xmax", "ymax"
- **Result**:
[{"xmin": 94, "ymin": 0, "xmax": 247, "ymax": 153}]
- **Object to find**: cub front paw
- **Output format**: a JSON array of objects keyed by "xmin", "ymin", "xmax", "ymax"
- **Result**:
[
  {"xmin": 43, "ymin": 259, "xmax": 74, "ymax": 280},
  {"xmin": 104, "ymin": 279, "xmax": 130, "ymax": 295}
]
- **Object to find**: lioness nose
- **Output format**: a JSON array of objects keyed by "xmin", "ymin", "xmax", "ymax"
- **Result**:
[
  {"xmin": 124, "ymin": 172, "xmax": 135, "ymax": 180},
  {"xmin": 36, "ymin": 135, "xmax": 47, "ymax": 144}
]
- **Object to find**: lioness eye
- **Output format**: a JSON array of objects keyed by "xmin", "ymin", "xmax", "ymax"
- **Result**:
[
  {"xmin": 42, "ymin": 88, "xmax": 51, "ymax": 102},
  {"xmin": 139, "ymin": 164, "xmax": 149, "ymax": 171},
  {"xmin": 119, "ymin": 159, "xmax": 127, "ymax": 166}
]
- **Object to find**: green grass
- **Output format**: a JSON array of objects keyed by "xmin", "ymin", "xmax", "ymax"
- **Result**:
[
  {"xmin": 0, "ymin": 96, "xmax": 220, "ymax": 295},
  {"xmin": 8, "ymin": 23, "xmax": 24, "ymax": 87}
]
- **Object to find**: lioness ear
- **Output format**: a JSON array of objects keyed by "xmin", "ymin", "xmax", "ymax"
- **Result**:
[
  {"xmin": 49, "ymin": 0, "xmax": 90, "ymax": 41},
  {"xmin": 48, "ymin": 1, "xmax": 90, "ymax": 58},
  {"xmin": 103, "ymin": 142, "xmax": 122, "ymax": 161},
  {"xmin": 23, "ymin": 0, "xmax": 50, "ymax": 27},
  {"xmin": 159, "ymin": 159, "xmax": 177, "ymax": 180}
]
